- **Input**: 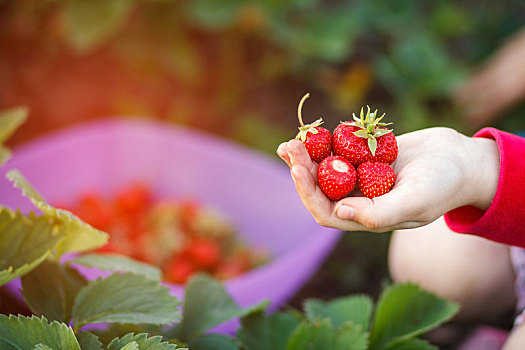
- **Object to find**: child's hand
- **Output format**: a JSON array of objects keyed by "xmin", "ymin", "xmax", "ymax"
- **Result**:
[{"xmin": 277, "ymin": 127, "xmax": 499, "ymax": 232}]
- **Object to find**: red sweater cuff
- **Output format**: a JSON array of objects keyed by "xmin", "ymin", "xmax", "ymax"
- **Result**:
[{"xmin": 444, "ymin": 128, "xmax": 525, "ymax": 248}]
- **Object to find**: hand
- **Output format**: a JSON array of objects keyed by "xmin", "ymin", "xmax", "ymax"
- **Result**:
[{"xmin": 277, "ymin": 127, "xmax": 500, "ymax": 232}]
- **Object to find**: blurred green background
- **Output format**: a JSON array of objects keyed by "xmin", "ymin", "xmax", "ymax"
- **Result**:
[{"xmin": 1, "ymin": 0, "xmax": 524, "ymax": 346}]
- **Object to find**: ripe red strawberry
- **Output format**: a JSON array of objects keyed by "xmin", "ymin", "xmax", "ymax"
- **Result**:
[
  {"xmin": 295, "ymin": 93, "xmax": 332, "ymax": 163},
  {"xmin": 333, "ymin": 106, "xmax": 397, "ymax": 166},
  {"xmin": 186, "ymin": 237, "xmax": 221, "ymax": 269},
  {"xmin": 357, "ymin": 162, "xmax": 396, "ymax": 198},
  {"xmin": 317, "ymin": 156, "xmax": 357, "ymax": 201}
]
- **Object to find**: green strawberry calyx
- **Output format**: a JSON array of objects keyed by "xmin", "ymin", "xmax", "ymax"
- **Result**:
[
  {"xmin": 341, "ymin": 106, "xmax": 392, "ymax": 156},
  {"xmin": 296, "ymin": 92, "xmax": 325, "ymax": 142}
]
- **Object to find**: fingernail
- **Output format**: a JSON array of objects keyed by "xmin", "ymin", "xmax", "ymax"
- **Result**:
[{"xmin": 336, "ymin": 205, "xmax": 355, "ymax": 220}]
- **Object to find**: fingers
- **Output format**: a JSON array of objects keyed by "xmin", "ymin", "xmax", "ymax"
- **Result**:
[
  {"xmin": 277, "ymin": 139, "xmax": 317, "ymax": 179},
  {"xmin": 277, "ymin": 142, "xmax": 291, "ymax": 167}
]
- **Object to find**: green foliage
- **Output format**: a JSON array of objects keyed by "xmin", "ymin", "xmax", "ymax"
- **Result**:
[
  {"xmin": 69, "ymin": 253, "xmax": 162, "ymax": 281},
  {"xmin": 369, "ymin": 283, "xmax": 459, "ymax": 350},
  {"xmin": 304, "ymin": 295, "xmax": 373, "ymax": 330},
  {"xmin": 7, "ymin": 169, "xmax": 109, "ymax": 257},
  {"xmin": 106, "ymin": 333, "xmax": 178, "ymax": 350},
  {"xmin": 169, "ymin": 274, "xmax": 269, "ymax": 342},
  {"xmin": 0, "ymin": 315, "xmax": 80, "ymax": 350},
  {"xmin": 21, "ymin": 260, "xmax": 88, "ymax": 324},
  {"xmin": 72, "ymin": 272, "xmax": 182, "ymax": 331},
  {"xmin": 77, "ymin": 332, "xmax": 103, "ymax": 350},
  {"xmin": 238, "ymin": 312, "xmax": 300, "ymax": 350},
  {"xmin": 0, "ymin": 207, "xmax": 63, "ymax": 286},
  {"xmin": 236, "ymin": 283, "xmax": 459, "ymax": 350}
]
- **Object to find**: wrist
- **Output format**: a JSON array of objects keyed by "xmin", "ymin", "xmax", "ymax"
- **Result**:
[{"xmin": 463, "ymin": 136, "xmax": 500, "ymax": 210}]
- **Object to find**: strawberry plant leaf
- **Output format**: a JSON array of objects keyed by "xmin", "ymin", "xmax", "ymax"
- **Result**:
[
  {"xmin": 107, "ymin": 333, "xmax": 178, "ymax": 350},
  {"xmin": 237, "ymin": 311, "xmax": 300, "ymax": 350},
  {"xmin": 7, "ymin": 169, "xmax": 108, "ymax": 257},
  {"xmin": 285, "ymin": 319, "xmax": 367, "ymax": 350},
  {"xmin": 0, "ymin": 106, "xmax": 28, "ymax": 144},
  {"xmin": 382, "ymin": 337, "xmax": 438, "ymax": 350},
  {"xmin": 304, "ymin": 295, "xmax": 373, "ymax": 331},
  {"xmin": 32, "ymin": 345, "xmax": 54, "ymax": 350},
  {"xmin": 72, "ymin": 272, "xmax": 182, "ymax": 331},
  {"xmin": 21, "ymin": 259, "xmax": 88, "ymax": 324},
  {"xmin": 69, "ymin": 253, "xmax": 162, "ymax": 281},
  {"xmin": 0, "ymin": 315, "xmax": 80, "ymax": 350},
  {"xmin": 171, "ymin": 274, "xmax": 269, "ymax": 341},
  {"xmin": 369, "ymin": 283, "xmax": 459, "ymax": 350},
  {"xmin": 63, "ymin": 0, "xmax": 133, "ymax": 52},
  {"xmin": 0, "ymin": 207, "xmax": 63, "ymax": 286},
  {"xmin": 187, "ymin": 334, "xmax": 239, "ymax": 350},
  {"xmin": 77, "ymin": 332, "xmax": 103, "ymax": 350}
]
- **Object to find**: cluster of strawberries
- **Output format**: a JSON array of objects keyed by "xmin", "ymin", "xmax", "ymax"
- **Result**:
[
  {"xmin": 295, "ymin": 93, "xmax": 398, "ymax": 200},
  {"xmin": 62, "ymin": 184, "xmax": 268, "ymax": 284}
]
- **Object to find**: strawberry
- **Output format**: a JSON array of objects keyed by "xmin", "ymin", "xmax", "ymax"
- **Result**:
[
  {"xmin": 295, "ymin": 93, "xmax": 332, "ymax": 163},
  {"xmin": 317, "ymin": 156, "xmax": 357, "ymax": 201},
  {"xmin": 333, "ymin": 106, "xmax": 397, "ymax": 166},
  {"xmin": 357, "ymin": 162, "xmax": 396, "ymax": 198},
  {"xmin": 185, "ymin": 237, "xmax": 222, "ymax": 269}
]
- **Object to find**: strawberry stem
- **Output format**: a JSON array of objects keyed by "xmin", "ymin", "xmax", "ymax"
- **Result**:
[{"xmin": 297, "ymin": 92, "xmax": 310, "ymax": 127}]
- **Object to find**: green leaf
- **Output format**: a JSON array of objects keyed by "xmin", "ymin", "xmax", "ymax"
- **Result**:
[
  {"xmin": 7, "ymin": 169, "xmax": 108, "ymax": 257},
  {"xmin": 69, "ymin": 254, "xmax": 161, "ymax": 281},
  {"xmin": 367, "ymin": 137, "xmax": 377, "ymax": 156},
  {"xmin": 334, "ymin": 323, "xmax": 368, "ymax": 350},
  {"xmin": 187, "ymin": 334, "xmax": 239, "ymax": 350},
  {"xmin": 352, "ymin": 130, "xmax": 370, "ymax": 138},
  {"xmin": 0, "ymin": 207, "xmax": 63, "ymax": 286},
  {"xmin": 285, "ymin": 320, "xmax": 368, "ymax": 350},
  {"xmin": 383, "ymin": 337, "xmax": 438, "ymax": 350},
  {"xmin": 77, "ymin": 332, "xmax": 103, "ymax": 350},
  {"xmin": 0, "ymin": 106, "xmax": 28, "ymax": 144},
  {"xmin": 238, "ymin": 311, "xmax": 300, "ymax": 350},
  {"xmin": 72, "ymin": 272, "xmax": 182, "ymax": 331},
  {"xmin": 21, "ymin": 259, "xmax": 87, "ymax": 323},
  {"xmin": 107, "ymin": 333, "xmax": 177, "ymax": 350},
  {"xmin": 285, "ymin": 319, "xmax": 334, "ymax": 350},
  {"xmin": 0, "ymin": 315, "xmax": 80, "ymax": 350},
  {"xmin": 172, "ymin": 274, "xmax": 269, "ymax": 341},
  {"xmin": 186, "ymin": 0, "xmax": 244, "ymax": 30},
  {"xmin": 64, "ymin": 0, "xmax": 133, "ymax": 52},
  {"xmin": 304, "ymin": 295, "xmax": 373, "ymax": 330},
  {"xmin": 369, "ymin": 283, "xmax": 459, "ymax": 350}
]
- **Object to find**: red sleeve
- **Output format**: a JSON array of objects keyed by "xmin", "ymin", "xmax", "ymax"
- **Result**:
[{"xmin": 444, "ymin": 127, "xmax": 525, "ymax": 248}]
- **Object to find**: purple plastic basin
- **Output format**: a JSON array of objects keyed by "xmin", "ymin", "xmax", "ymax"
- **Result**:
[{"xmin": 0, "ymin": 118, "xmax": 341, "ymax": 329}]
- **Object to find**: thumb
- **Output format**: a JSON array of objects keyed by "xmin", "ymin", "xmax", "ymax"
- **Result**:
[{"xmin": 334, "ymin": 188, "xmax": 419, "ymax": 231}]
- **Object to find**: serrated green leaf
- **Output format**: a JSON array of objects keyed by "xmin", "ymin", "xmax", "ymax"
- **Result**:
[
  {"xmin": 32, "ymin": 344, "xmax": 54, "ymax": 350},
  {"xmin": 172, "ymin": 274, "xmax": 269, "ymax": 341},
  {"xmin": 369, "ymin": 283, "xmax": 459, "ymax": 350},
  {"xmin": 72, "ymin": 273, "xmax": 181, "ymax": 331},
  {"xmin": 238, "ymin": 311, "xmax": 300, "ymax": 350},
  {"xmin": 304, "ymin": 295, "xmax": 373, "ymax": 331},
  {"xmin": 187, "ymin": 334, "xmax": 239, "ymax": 350},
  {"xmin": 69, "ymin": 254, "xmax": 161, "ymax": 281},
  {"xmin": 382, "ymin": 337, "xmax": 438, "ymax": 350},
  {"xmin": 7, "ymin": 170, "xmax": 108, "ymax": 257},
  {"xmin": 64, "ymin": 0, "xmax": 133, "ymax": 52},
  {"xmin": 21, "ymin": 260, "xmax": 87, "ymax": 323},
  {"xmin": 0, "ymin": 106, "xmax": 28, "ymax": 144},
  {"xmin": 285, "ymin": 319, "xmax": 334, "ymax": 350},
  {"xmin": 77, "ymin": 332, "xmax": 103, "ymax": 350},
  {"xmin": 121, "ymin": 342, "xmax": 139, "ymax": 350},
  {"xmin": 0, "ymin": 315, "xmax": 80, "ymax": 350},
  {"xmin": 285, "ymin": 319, "xmax": 368, "ymax": 350},
  {"xmin": 335, "ymin": 323, "xmax": 369, "ymax": 350},
  {"xmin": 0, "ymin": 207, "xmax": 63, "ymax": 286},
  {"xmin": 107, "ymin": 333, "xmax": 177, "ymax": 350}
]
